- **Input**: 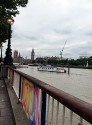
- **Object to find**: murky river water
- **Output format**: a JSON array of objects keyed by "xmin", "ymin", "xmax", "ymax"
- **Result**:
[{"xmin": 17, "ymin": 66, "xmax": 92, "ymax": 104}]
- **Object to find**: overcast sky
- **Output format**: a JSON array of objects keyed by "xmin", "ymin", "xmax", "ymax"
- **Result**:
[{"xmin": 3, "ymin": 0, "xmax": 92, "ymax": 59}]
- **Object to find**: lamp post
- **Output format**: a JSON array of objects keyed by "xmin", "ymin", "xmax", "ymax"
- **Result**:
[
  {"xmin": 4, "ymin": 17, "xmax": 14, "ymax": 65},
  {"xmin": 0, "ymin": 43, "xmax": 2, "ymax": 63}
]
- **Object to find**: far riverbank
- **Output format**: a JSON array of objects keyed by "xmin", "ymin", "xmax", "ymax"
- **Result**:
[{"xmin": 62, "ymin": 65, "xmax": 92, "ymax": 69}]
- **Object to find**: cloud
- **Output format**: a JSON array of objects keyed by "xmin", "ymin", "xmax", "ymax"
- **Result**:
[
  {"xmin": 54, "ymin": 29, "xmax": 72, "ymax": 35},
  {"xmin": 85, "ymin": 31, "xmax": 92, "ymax": 36},
  {"xmin": 2, "ymin": 0, "xmax": 92, "ymax": 59}
]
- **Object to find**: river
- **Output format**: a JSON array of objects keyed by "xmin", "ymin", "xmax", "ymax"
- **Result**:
[{"xmin": 17, "ymin": 66, "xmax": 92, "ymax": 104}]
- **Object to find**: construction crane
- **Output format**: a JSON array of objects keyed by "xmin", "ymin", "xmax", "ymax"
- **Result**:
[{"xmin": 60, "ymin": 40, "xmax": 67, "ymax": 59}]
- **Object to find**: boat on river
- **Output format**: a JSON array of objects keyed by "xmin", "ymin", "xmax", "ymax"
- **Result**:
[
  {"xmin": 13, "ymin": 63, "xmax": 28, "ymax": 68},
  {"xmin": 37, "ymin": 65, "xmax": 66, "ymax": 73}
]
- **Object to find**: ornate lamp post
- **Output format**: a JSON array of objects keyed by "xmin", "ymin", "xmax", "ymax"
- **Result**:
[
  {"xmin": 4, "ymin": 17, "xmax": 14, "ymax": 65},
  {"xmin": 0, "ymin": 43, "xmax": 2, "ymax": 63}
]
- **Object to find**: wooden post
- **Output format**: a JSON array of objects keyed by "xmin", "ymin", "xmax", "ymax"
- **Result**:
[{"xmin": 68, "ymin": 64, "xmax": 70, "ymax": 75}]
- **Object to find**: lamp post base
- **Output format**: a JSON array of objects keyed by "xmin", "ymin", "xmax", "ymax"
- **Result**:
[
  {"xmin": 4, "ymin": 47, "xmax": 13, "ymax": 65},
  {"xmin": 4, "ymin": 43, "xmax": 13, "ymax": 65},
  {"xmin": 4, "ymin": 57, "xmax": 13, "ymax": 65}
]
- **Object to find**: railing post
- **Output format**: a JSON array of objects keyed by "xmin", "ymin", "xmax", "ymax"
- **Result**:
[
  {"xmin": 18, "ymin": 75, "xmax": 21, "ymax": 103},
  {"xmin": 62, "ymin": 105, "xmax": 65, "ymax": 125},
  {"xmin": 41, "ymin": 90, "xmax": 46, "ymax": 125}
]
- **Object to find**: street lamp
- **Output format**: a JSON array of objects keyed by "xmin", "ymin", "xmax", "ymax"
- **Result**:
[
  {"xmin": 0, "ymin": 43, "xmax": 3, "ymax": 63},
  {"xmin": 4, "ymin": 17, "xmax": 14, "ymax": 65}
]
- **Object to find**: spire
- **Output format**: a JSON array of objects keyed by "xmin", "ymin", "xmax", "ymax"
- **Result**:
[
  {"xmin": 19, "ymin": 52, "xmax": 20, "ymax": 57},
  {"xmin": 31, "ymin": 48, "xmax": 35, "ymax": 61}
]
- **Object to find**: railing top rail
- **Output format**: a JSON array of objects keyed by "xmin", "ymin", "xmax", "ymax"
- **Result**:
[{"xmin": 9, "ymin": 67, "xmax": 92, "ymax": 124}]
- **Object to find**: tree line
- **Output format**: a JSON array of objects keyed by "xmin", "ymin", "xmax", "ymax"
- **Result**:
[{"xmin": 35, "ymin": 56, "xmax": 92, "ymax": 67}]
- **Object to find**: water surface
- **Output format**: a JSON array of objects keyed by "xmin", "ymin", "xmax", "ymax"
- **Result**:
[{"xmin": 17, "ymin": 66, "xmax": 92, "ymax": 103}]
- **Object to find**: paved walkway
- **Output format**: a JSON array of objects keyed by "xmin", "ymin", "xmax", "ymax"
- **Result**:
[
  {"xmin": 0, "ymin": 68, "xmax": 30, "ymax": 125},
  {"xmin": 0, "ymin": 76, "xmax": 16, "ymax": 125},
  {"xmin": 5, "ymin": 78, "xmax": 30, "ymax": 125}
]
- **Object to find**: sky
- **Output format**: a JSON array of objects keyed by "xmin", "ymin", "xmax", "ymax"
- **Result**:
[{"xmin": 2, "ymin": 0, "xmax": 92, "ymax": 59}]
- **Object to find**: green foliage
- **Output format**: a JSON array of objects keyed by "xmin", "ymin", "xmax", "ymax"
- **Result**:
[
  {"xmin": 0, "ymin": 23, "xmax": 9, "ymax": 43},
  {"xmin": 0, "ymin": 0, "xmax": 28, "ymax": 44},
  {"xmin": 36, "ymin": 57, "xmax": 46, "ymax": 64},
  {"xmin": 36, "ymin": 56, "xmax": 92, "ymax": 67},
  {"xmin": 76, "ymin": 58, "xmax": 87, "ymax": 66},
  {"xmin": 68, "ymin": 58, "xmax": 88, "ymax": 66},
  {"xmin": 88, "ymin": 56, "xmax": 92, "ymax": 65}
]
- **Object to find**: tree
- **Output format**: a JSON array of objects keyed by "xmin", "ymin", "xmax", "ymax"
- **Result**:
[
  {"xmin": 0, "ymin": 0, "xmax": 28, "ymax": 44},
  {"xmin": 88, "ymin": 56, "xmax": 92, "ymax": 66}
]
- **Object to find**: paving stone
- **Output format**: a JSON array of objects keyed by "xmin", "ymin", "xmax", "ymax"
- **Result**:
[
  {"xmin": 0, "ymin": 79, "xmax": 16, "ymax": 125},
  {"xmin": 0, "ymin": 108, "xmax": 12, "ymax": 117},
  {"xmin": 0, "ymin": 116, "xmax": 14, "ymax": 125},
  {"xmin": 0, "ymin": 101, "xmax": 10, "ymax": 108}
]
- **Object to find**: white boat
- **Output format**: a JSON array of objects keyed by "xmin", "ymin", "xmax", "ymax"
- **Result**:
[
  {"xmin": 13, "ymin": 63, "xmax": 28, "ymax": 68},
  {"xmin": 13, "ymin": 63, "xmax": 20, "ymax": 67},
  {"xmin": 56, "ymin": 67, "xmax": 66, "ymax": 73},
  {"xmin": 37, "ymin": 65, "xmax": 66, "ymax": 73}
]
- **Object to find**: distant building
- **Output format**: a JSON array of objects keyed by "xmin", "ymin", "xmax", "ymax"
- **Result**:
[
  {"xmin": 13, "ymin": 49, "xmax": 35, "ymax": 64},
  {"xmin": 14, "ymin": 50, "xmax": 18, "ymax": 58},
  {"xmin": 31, "ymin": 49, "xmax": 35, "ymax": 61},
  {"xmin": 13, "ymin": 50, "xmax": 24, "ymax": 64}
]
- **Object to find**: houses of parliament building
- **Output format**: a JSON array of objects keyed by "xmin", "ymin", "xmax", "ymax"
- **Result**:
[{"xmin": 13, "ymin": 49, "xmax": 35, "ymax": 64}]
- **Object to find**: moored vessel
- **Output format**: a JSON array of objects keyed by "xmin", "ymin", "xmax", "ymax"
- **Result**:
[{"xmin": 37, "ymin": 65, "xmax": 66, "ymax": 73}]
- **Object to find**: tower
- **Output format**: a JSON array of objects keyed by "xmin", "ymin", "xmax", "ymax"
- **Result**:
[
  {"xmin": 31, "ymin": 49, "xmax": 35, "ymax": 61},
  {"xmin": 14, "ymin": 50, "xmax": 18, "ymax": 58}
]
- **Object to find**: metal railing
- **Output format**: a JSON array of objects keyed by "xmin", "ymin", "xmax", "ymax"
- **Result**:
[{"xmin": 6, "ymin": 67, "xmax": 92, "ymax": 125}]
